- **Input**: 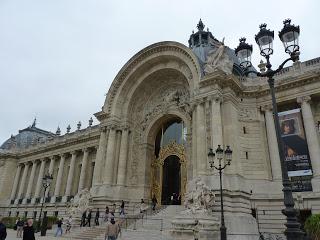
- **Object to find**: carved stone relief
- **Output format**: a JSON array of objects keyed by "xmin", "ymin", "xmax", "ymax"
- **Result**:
[
  {"xmin": 238, "ymin": 107, "xmax": 258, "ymax": 121},
  {"xmin": 127, "ymin": 73, "xmax": 191, "ymax": 186}
]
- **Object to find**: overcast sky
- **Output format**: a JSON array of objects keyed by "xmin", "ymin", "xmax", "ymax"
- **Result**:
[{"xmin": 0, "ymin": 0, "xmax": 319, "ymax": 144}]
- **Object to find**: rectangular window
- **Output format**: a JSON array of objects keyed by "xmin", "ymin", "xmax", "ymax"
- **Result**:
[
  {"xmin": 243, "ymin": 126, "xmax": 246, "ymax": 134},
  {"xmin": 246, "ymin": 151, "xmax": 249, "ymax": 159}
]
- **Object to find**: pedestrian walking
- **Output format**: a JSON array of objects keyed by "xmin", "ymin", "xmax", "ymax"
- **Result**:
[
  {"xmin": 120, "ymin": 200, "xmax": 125, "ymax": 215},
  {"xmin": 23, "ymin": 218, "xmax": 35, "ymax": 240},
  {"xmin": 95, "ymin": 208, "xmax": 100, "ymax": 226},
  {"xmin": 104, "ymin": 206, "xmax": 109, "ymax": 222},
  {"xmin": 105, "ymin": 218, "xmax": 120, "ymax": 240},
  {"xmin": 140, "ymin": 199, "xmax": 146, "ymax": 213},
  {"xmin": 55, "ymin": 218, "xmax": 63, "ymax": 237},
  {"xmin": 65, "ymin": 216, "xmax": 72, "ymax": 234},
  {"xmin": 16, "ymin": 217, "xmax": 24, "ymax": 238},
  {"xmin": 152, "ymin": 195, "xmax": 158, "ymax": 211},
  {"xmin": 0, "ymin": 217, "xmax": 7, "ymax": 240},
  {"xmin": 110, "ymin": 204, "xmax": 116, "ymax": 216},
  {"xmin": 86, "ymin": 210, "xmax": 92, "ymax": 227},
  {"xmin": 80, "ymin": 210, "xmax": 87, "ymax": 227}
]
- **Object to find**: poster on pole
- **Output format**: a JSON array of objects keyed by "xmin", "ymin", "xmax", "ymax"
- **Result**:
[{"xmin": 278, "ymin": 109, "xmax": 313, "ymax": 191}]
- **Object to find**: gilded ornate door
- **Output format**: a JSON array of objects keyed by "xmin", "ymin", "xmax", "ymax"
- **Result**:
[{"xmin": 151, "ymin": 141, "xmax": 187, "ymax": 205}]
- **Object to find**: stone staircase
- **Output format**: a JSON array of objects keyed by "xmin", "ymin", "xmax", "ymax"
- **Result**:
[{"xmin": 69, "ymin": 205, "xmax": 185, "ymax": 240}]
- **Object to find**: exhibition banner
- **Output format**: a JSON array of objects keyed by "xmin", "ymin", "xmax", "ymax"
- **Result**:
[{"xmin": 278, "ymin": 109, "xmax": 313, "ymax": 177}]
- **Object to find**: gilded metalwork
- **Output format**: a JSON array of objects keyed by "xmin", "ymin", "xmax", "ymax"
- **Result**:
[{"xmin": 151, "ymin": 141, "xmax": 187, "ymax": 205}]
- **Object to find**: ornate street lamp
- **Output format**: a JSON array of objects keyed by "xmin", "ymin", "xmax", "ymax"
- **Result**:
[
  {"xmin": 235, "ymin": 19, "xmax": 302, "ymax": 240},
  {"xmin": 37, "ymin": 173, "xmax": 53, "ymax": 235},
  {"xmin": 208, "ymin": 145, "xmax": 232, "ymax": 240}
]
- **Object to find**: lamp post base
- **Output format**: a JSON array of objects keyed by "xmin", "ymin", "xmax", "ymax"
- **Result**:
[{"xmin": 220, "ymin": 225, "xmax": 227, "ymax": 240}]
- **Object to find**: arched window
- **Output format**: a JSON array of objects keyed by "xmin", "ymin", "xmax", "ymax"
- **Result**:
[{"xmin": 154, "ymin": 119, "xmax": 186, "ymax": 157}]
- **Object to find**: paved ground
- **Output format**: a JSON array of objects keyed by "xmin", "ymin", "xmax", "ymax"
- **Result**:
[{"xmin": 7, "ymin": 228, "xmax": 71, "ymax": 240}]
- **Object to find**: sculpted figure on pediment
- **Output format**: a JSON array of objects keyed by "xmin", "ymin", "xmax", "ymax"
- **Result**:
[{"xmin": 204, "ymin": 38, "xmax": 233, "ymax": 75}]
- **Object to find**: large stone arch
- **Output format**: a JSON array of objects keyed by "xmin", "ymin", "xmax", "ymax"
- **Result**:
[{"xmin": 102, "ymin": 41, "xmax": 201, "ymax": 119}]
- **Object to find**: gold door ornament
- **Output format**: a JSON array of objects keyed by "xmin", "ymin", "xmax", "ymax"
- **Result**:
[{"xmin": 151, "ymin": 141, "xmax": 187, "ymax": 205}]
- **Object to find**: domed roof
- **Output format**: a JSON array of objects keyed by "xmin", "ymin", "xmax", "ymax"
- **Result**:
[
  {"xmin": 188, "ymin": 19, "xmax": 254, "ymax": 76},
  {"xmin": 1, "ymin": 119, "xmax": 55, "ymax": 151}
]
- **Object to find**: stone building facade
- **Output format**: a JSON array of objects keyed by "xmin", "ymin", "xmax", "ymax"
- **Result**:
[{"xmin": 1, "ymin": 20, "xmax": 320, "ymax": 234}]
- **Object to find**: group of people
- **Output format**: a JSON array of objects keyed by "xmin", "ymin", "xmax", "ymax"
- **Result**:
[
  {"xmin": 0, "ymin": 217, "xmax": 36, "ymax": 240},
  {"xmin": 54, "ymin": 216, "xmax": 72, "ymax": 237}
]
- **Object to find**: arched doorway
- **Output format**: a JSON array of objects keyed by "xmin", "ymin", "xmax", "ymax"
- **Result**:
[
  {"xmin": 151, "ymin": 118, "xmax": 187, "ymax": 205},
  {"xmin": 162, "ymin": 155, "xmax": 181, "ymax": 205}
]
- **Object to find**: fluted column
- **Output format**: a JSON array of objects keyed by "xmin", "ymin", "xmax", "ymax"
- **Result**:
[
  {"xmin": 196, "ymin": 101, "xmax": 206, "ymax": 174},
  {"xmin": 54, "ymin": 154, "xmax": 66, "ymax": 197},
  {"xmin": 192, "ymin": 105, "xmax": 197, "ymax": 177},
  {"xmin": 263, "ymin": 105, "xmax": 282, "ymax": 180},
  {"xmin": 44, "ymin": 156, "xmax": 55, "ymax": 197},
  {"xmin": 34, "ymin": 159, "xmax": 46, "ymax": 198},
  {"xmin": 117, "ymin": 128, "xmax": 129, "ymax": 185},
  {"xmin": 211, "ymin": 96, "xmax": 223, "ymax": 148},
  {"xmin": 93, "ymin": 127, "xmax": 107, "ymax": 185},
  {"xmin": 25, "ymin": 161, "xmax": 37, "ymax": 199},
  {"xmin": 104, "ymin": 127, "xmax": 117, "ymax": 184},
  {"xmin": 78, "ymin": 148, "xmax": 89, "ymax": 191},
  {"xmin": 10, "ymin": 164, "xmax": 22, "ymax": 200},
  {"xmin": 297, "ymin": 96, "xmax": 320, "ymax": 177},
  {"xmin": 17, "ymin": 163, "xmax": 30, "ymax": 199},
  {"xmin": 65, "ymin": 151, "xmax": 77, "ymax": 197}
]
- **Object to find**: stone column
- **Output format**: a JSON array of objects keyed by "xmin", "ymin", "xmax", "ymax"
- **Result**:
[
  {"xmin": 53, "ymin": 154, "xmax": 66, "ymax": 198},
  {"xmin": 10, "ymin": 164, "xmax": 22, "ymax": 200},
  {"xmin": 65, "ymin": 151, "xmax": 77, "ymax": 197},
  {"xmin": 297, "ymin": 96, "xmax": 320, "ymax": 177},
  {"xmin": 93, "ymin": 127, "xmax": 107, "ymax": 185},
  {"xmin": 34, "ymin": 159, "xmax": 46, "ymax": 199},
  {"xmin": 192, "ymin": 105, "xmax": 197, "ymax": 177},
  {"xmin": 117, "ymin": 128, "xmax": 129, "ymax": 185},
  {"xmin": 25, "ymin": 161, "xmax": 37, "ymax": 199},
  {"xmin": 263, "ymin": 105, "xmax": 282, "ymax": 180},
  {"xmin": 78, "ymin": 148, "xmax": 89, "ymax": 191},
  {"xmin": 45, "ymin": 156, "xmax": 55, "ymax": 197},
  {"xmin": 196, "ymin": 101, "xmax": 206, "ymax": 174},
  {"xmin": 104, "ymin": 127, "xmax": 117, "ymax": 184},
  {"xmin": 211, "ymin": 96, "xmax": 223, "ymax": 149},
  {"xmin": 17, "ymin": 163, "xmax": 29, "ymax": 199}
]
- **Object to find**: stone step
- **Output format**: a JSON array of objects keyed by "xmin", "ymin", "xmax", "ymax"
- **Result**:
[{"xmin": 95, "ymin": 229, "xmax": 174, "ymax": 240}]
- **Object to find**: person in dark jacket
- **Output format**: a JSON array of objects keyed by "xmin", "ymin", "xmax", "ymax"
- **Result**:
[
  {"xmin": 95, "ymin": 208, "xmax": 100, "ymax": 226},
  {"xmin": 80, "ymin": 210, "xmax": 87, "ymax": 227},
  {"xmin": 16, "ymin": 217, "xmax": 24, "ymax": 238},
  {"xmin": 86, "ymin": 210, "xmax": 92, "ymax": 227},
  {"xmin": 120, "ymin": 200, "xmax": 125, "ymax": 215},
  {"xmin": 152, "ymin": 195, "xmax": 158, "ymax": 211},
  {"xmin": 0, "ymin": 217, "xmax": 7, "ymax": 240},
  {"xmin": 23, "ymin": 219, "xmax": 35, "ymax": 240}
]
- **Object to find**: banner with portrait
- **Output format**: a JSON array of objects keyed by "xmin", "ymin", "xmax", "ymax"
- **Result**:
[{"xmin": 278, "ymin": 109, "xmax": 313, "ymax": 191}]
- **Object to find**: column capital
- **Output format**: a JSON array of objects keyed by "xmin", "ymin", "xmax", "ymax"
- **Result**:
[
  {"xmin": 210, "ymin": 94, "xmax": 223, "ymax": 103},
  {"xmin": 70, "ymin": 150, "xmax": 78, "ymax": 155},
  {"xmin": 260, "ymin": 104, "xmax": 273, "ymax": 112},
  {"xmin": 100, "ymin": 126, "xmax": 107, "ymax": 132},
  {"xmin": 107, "ymin": 124, "xmax": 117, "ymax": 131},
  {"xmin": 297, "ymin": 95, "xmax": 311, "ymax": 104},
  {"xmin": 82, "ymin": 148, "xmax": 89, "ymax": 153},
  {"xmin": 121, "ymin": 123, "xmax": 130, "ymax": 131},
  {"xmin": 59, "ymin": 153, "xmax": 67, "ymax": 159}
]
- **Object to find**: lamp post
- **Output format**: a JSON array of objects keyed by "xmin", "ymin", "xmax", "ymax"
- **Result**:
[
  {"xmin": 234, "ymin": 19, "xmax": 303, "ymax": 240},
  {"xmin": 37, "ymin": 173, "xmax": 53, "ymax": 233},
  {"xmin": 208, "ymin": 145, "xmax": 232, "ymax": 240}
]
